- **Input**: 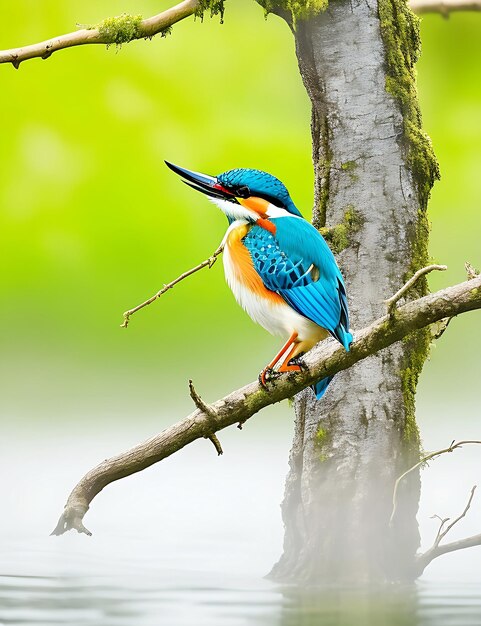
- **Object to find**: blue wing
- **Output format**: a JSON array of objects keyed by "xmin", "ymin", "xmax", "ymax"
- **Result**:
[{"xmin": 243, "ymin": 217, "xmax": 352, "ymax": 351}]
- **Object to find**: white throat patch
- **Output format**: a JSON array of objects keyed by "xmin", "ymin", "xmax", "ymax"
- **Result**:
[
  {"xmin": 208, "ymin": 197, "xmax": 258, "ymax": 223},
  {"xmin": 265, "ymin": 204, "xmax": 298, "ymax": 219}
]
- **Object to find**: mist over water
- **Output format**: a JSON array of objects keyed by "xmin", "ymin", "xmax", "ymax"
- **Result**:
[{"xmin": 1, "ymin": 404, "xmax": 480, "ymax": 626}]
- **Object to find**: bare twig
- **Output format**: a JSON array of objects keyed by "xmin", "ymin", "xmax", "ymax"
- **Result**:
[
  {"xmin": 0, "ymin": 0, "xmax": 200, "ymax": 68},
  {"xmin": 51, "ymin": 273, "xmax": 481, "ymax": 536},
  {"xmin": 188, "ymin": 379, "xmax": 215, "ymax": 417},
  {"xmin": 385, "ymin": 264, "xmax": 447, "ymax": 314},
  {"xmin": 205, "ymin": 433, "xmax": 223, "ymax": 456},
  {"xmin": 410, "ymin": 0, "xmax": 481, "ymax": 15},
  {"xmin": 390, "ymin": 440, "xmax": 481, "ymax": 526},
  {"xmin": 431, "ymin": 514, "xmax": 450, "ymax": 545},
  {"xmin": 121, "ymin": 244, "xmax": 224, "ymax": 328},
  {"xmin": 466, "ymin": 261, "xmax": 480, "ymax": 280},
  {"xmin": 416, "ymin": 486, "xmax": 480, "ymax": 575},
  {"xmin": 435, "ymin": 485, "xmax": 477, "ymax": 546},
  {"xmin": 189, "ymin": 379, "xmax": 223, "ymax": 456}
]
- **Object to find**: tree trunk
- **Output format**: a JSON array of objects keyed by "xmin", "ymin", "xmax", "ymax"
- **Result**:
[{"xmin": 269, "ymin": 0, "xmax": 439, "ymax": 584}]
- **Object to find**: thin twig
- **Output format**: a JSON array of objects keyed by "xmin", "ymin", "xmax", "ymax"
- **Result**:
[
  {"xmin": 435, "ymin": 485, "xmax": 477, "ymax": 546},
  {"xmin": 431, "ymin": 514, "xmax": 450, "ymax": 545},
  {"xmin": 51, "ymin": 273, "xmax": 481, "ymax": 536},
  {"xmin": 465, "ymin": 261, "xmax": 480, "ymax": 280},
  {"xmin": 390, "ymin": 440, "xmax": 481, "ymax": 526},
  {"xmin": 385, "ymin": 264, "xmax": 447, "ymax": 315},
  {"xmin": 188, "ymin": 379, "xmax": 223, "ymax": 456},
  {"xmin": 205, "ymin": 433, "xmax": 223, "ymax": 456},
  {"xmin": 121, "ymin": 244, "xmax": 224, "ymax": 328}
]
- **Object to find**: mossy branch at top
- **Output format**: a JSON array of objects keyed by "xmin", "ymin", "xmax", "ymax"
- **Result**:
[
  {"xmin": 257, "ymin": 0, "xmax": 328, "ymax": 22},
  {"xmin": 0, "ymin": 0, "xmax": 200, "ymax": 67},
  {"xmin": 2, "ymin": 0, "xmax": 481, "ymax": 67},
  {"xmin": 319, "ymin": 205, "xmax": 364, "ymax": 254},
  {"xmin": 378, "ymin": 0, "xmax": 440, "ymax": 208}
]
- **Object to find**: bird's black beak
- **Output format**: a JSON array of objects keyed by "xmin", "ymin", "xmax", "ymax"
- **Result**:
[{"xmin": 165, "ymin": 161, "xmax": 237, "ymax": 202}]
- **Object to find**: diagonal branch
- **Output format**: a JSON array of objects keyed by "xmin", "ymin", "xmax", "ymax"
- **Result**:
[
  {"xmin": 51, "ymin": 272, "xmax": 481, "ymax": 536},
  {"xmin": 0, "ymin": 0, "xmax": 200, "ymax": 68}
]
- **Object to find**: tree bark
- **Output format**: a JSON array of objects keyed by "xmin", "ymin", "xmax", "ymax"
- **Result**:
[{"xmin": 270, "ymin": 0, "xmax": 439, "ymax": 584}]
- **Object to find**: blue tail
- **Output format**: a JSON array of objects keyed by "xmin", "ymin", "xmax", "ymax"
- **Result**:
[
  {"xmin": 313, "ymin": 328, "xmax": 353, "ymax": 399},
  {"xmin": 312, "ymin": 376, "xmax": 333, "ymax": 399}
]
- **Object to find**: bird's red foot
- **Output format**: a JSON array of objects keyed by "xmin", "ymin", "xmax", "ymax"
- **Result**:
[{"xmin": 260, "ymin": 332, "xmax": 300, "ymax": 389}]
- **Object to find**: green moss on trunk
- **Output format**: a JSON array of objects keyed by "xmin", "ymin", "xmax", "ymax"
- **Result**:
[
  {"xmin": 319, "ymin": 205, "xmax": 364, "ymax": 253},
  {"xmin": 315, "ymin": 426, "xmax": 330, "ymax": 462},
  {"xmin": 378, "ymin": 0, "xmax": 440, "ymax": 207},
  {"xmin": 378, "ymin": 0, "xmax": 438, "ymax": 463}
]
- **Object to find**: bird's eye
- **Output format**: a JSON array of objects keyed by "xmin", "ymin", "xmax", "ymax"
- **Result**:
[{"xmin": 236, "ymin": 185, "xmax": 250, "ymax": 198}]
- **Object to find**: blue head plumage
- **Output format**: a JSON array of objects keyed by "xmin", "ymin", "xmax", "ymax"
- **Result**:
[{"xmin": 217, "ymin": 168, "xmax": 303, "ymax": 218}]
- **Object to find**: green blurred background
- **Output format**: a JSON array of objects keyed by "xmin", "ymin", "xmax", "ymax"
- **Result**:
[{"xmin": 0, "ymin": 1, "xmax": 480, "ymax": 429}]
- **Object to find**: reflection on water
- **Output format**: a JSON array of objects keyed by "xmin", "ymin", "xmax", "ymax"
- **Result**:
[
  {"xmin": 1, "ymin": 423, "xmax": 480, "ymax": 625},
  {"xmin": 277, "ymin": 584, "xmax": 481, "ymax": 626},
  {"xmin": 1, "ymin": 574, "xmax": 481, "ymax": 626}
]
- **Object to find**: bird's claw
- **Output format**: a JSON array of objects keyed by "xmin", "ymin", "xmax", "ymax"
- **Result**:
[
  {"xmin": 259, "ymin": 367, "xmax": 281, "ymax": 389},
  {"xmin": 287, "ymin": 353, "xmax": 307, "ymax": 371}
]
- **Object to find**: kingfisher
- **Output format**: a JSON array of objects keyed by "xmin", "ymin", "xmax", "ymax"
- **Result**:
[{"xmin": 165, "ymin": 162, "xmax": 353, "ymax": 399}]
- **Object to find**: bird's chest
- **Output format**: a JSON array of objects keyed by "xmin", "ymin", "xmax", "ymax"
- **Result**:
[{"xmin": 222, "ymin": 223, "xmax": 287, "ymax": 334}]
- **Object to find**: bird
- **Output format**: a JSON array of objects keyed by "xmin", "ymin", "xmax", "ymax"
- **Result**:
[{"xmin": 165, "ymin": 161, "xmax": 353, "ymax": 399}]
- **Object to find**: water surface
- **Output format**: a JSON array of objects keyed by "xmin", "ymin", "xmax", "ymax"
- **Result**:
[{"xmin": 1, "ymin": 422, "xmax": 480, "ymax": 625}]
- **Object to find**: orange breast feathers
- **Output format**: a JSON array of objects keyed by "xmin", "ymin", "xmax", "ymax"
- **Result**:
[
  {"xmin": 226, "ymin": 224, "xmax": 284, "ymax": 304},
  {"xmin": 237, "ymin": 197, "xmax": 276, "ymax": 234}
]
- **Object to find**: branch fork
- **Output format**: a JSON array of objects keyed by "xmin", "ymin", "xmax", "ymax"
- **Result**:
[
  {"xmin": 431, "ymin": 485, "xmax": 477, "ymax": 549},
  {"xmin": 415, "ymin": 485, "xmax": 480, "ymax": 575},
  {"xmin": 189, "ymin": 379, "xmax": 223, "ymax": 456},
  {"xmin": 390, "ymin": 439, "xmax": 481, "ymax": 575},
  {"xmin": 384, "ymin": 264, "xmax": 447, "ymax": 315}
]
